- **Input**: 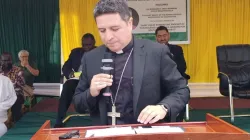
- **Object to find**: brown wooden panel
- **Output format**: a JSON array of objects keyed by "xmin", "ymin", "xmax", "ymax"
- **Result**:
[
  {"xmin": 38, "ymin": 132, "xmax": 250, "ymax": 140},
  {"xmin": 31, "ymin": 120, "xmax": 50, "ymax": 140},
  {"xmin": 206, "ymin": 113, "xmax": 248, "ymax": 133},
  {"xmin": 31, "ymin": 114, "xmax": 250, "ymax": 140}
]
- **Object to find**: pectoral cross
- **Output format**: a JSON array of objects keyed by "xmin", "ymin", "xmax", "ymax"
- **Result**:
[{"xmin": 107, "ymin": 105, "xmax": 120, "ymax": 126}]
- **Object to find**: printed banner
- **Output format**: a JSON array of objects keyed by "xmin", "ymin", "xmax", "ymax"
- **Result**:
[{"xmin": 127, "ymin": 0, "xmax": 190, "ymax": 44}]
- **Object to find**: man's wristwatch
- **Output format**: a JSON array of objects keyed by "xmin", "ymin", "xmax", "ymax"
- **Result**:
[{"xmin": 160, "ymin": 105, "xmax": 168, "ymax": 113}]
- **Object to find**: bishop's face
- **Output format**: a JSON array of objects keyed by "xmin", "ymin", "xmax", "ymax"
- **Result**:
[{"xmin": 96, "ymin": 13, "xmax": 133, "ymax": 52}]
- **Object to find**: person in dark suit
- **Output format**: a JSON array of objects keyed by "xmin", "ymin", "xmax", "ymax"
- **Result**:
[
  {"xmin": 73, "ymin": 0, "xmax": 190, "ymax": 126},
  {"xmin": 54, "ymin": 33, "xmax": 96, "ymax": 128},
  {"xmin": 155, "ymin": 26, "xmax": 190, "ymax": 122},
  {"xmin": 155, "ymin": 26, "xmax": 190, "ymax": 80},
  {"xmin": 62, "ymin": 33, "xmax": 96, "ymax": 79}
]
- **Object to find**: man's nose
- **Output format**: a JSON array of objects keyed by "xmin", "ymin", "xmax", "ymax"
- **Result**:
[
  {"xmin": 161, "ymin": 38, "xmax": 166, "ymax": 41},
  {"xmin": 105, "ymin": 30, "xmax": 114, "ymax": 41},
  {"xmin": 83, "ymin": 44, "xmax": 91, "ymax": 48}
]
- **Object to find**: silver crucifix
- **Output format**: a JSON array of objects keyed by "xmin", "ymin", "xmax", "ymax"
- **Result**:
[{"xmin": 107, "ymin": 105, "xmax": 120, "ymax": 126}]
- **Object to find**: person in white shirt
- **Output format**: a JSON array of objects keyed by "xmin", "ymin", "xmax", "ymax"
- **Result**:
[{"xmin": 0, "ymin": 75, "xmax": 17, "ymax": 137}]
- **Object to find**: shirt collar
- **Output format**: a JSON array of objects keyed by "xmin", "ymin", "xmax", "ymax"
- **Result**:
[
  {"xmin": 108, "ymin": 36, "xmax": 134, "ymax": 55},
  {"xmin": 120, "ymin": 36, "xmax": 134, "ymax": 54}
]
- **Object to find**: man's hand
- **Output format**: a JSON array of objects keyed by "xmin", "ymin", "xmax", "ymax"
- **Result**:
[
  {"xmin": 22, "ymin": 60, "xmax": 29, "ymax": 67},
  {"xmin": 69, "ymin": 71, "xmax": 75, "ymax": 78},
  {"xmin": 138, "ymin": 105, "xmax": 167, "ymax": 124},
  {"xmin": 90, "ymin": 74, "xmax": 113, "ymax": 97}
]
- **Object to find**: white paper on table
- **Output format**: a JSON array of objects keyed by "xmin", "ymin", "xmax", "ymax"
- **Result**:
[
  {"xmin": 134, "ymin": 126, "xmax": 184, "ymax": 134},
  {"xmin": 85, "ymin": 127, "xmax": 136, "ymax": 138}
]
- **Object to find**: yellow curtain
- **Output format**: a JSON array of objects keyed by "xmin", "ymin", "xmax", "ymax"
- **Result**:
[
  {"xmin": 60, "ymin": 0, "xmax": 101, "ymax": 62},
  {"xmin": 181, "ymin": 0, "xmax": 250, "ymax": 82},
  {"xmin": 60, "ymin": 0, "xmax": 250, "ymax": 83}
]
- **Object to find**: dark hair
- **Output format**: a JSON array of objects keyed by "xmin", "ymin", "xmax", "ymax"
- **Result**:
[
  {"xmin": 155, "ymin": 26, "xmax": 169, "ymax": 35},
  {"xmin": 82, "ymin": 33, "xmax": 95, "ymax": 44},
  {"xmin": 1, "ymin": 52, "xmax": 12, "ymax": 59},
  {"xmin": 94, "ymin": 0, "xmax": 131, "ymax": 22},
  {"xmin": 82, "ymin": 33, "xmax": 95, "ymax": 42},
  {"xmin": 129, "ymin": 7, "xmax": 139, "ymax": 27}
]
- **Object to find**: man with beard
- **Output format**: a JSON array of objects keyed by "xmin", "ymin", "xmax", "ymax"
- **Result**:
[
  {"xmin": 155, "ymin": 26, "xmax": 190, "ymax": 81},
  {"xmin": 54, "ymin": 33, "xmax": 96, "ymax": 128},
  {"xmin": 155, "ymin": 26, "xmax": 189, "ymax": 122},
  {"xmin": 0, "ymin": 52, "xmax": 25, "ymax": 123}
]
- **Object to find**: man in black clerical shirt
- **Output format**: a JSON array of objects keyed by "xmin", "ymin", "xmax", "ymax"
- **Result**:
[
  {"xmin": 107, "ymin": 38, "xmax": 134, "ymax": 124},
  {"xmin": 73, "ymin": 0, "xmax": 190, "ymax": 125}
]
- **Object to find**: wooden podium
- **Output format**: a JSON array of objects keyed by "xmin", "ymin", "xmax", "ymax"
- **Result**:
[{"xmin": 31, "ymin": 114, "xmax": 249, "ymax": 140}]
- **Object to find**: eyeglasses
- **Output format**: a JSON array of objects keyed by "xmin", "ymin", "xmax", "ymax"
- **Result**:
[{"xmin": 20, "ymin": 56, "xmax": 28, "ymax": 58}]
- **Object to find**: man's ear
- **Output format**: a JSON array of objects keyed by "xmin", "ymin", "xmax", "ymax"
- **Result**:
[{"xmin": 127, "ymin": 17, "xmax": 133, "ymax": 26}]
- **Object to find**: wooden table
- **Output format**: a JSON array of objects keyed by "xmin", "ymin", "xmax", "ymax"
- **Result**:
[{"xmin": 31, "ymin": 113, "xmax": 250, "ymax": 140}]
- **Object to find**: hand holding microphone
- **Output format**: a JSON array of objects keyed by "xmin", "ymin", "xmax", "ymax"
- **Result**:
[
  {"xmin": 90, "ymin": 54, "xmax": 114, "ymax": 97},
  {"xmin": 90, "ymin": 74, "xmax": 113, "ymax": 97}
]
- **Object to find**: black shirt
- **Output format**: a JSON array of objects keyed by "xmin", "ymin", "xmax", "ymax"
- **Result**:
[{"xmin": 107, "ymin": 38, "xmax": 135, "ymax": 125}]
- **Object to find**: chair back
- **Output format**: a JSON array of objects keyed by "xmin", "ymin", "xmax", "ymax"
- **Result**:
[
  {"xmin": 217, "ymin": 44, "xmax": 250, "ymax": 73},
  {"xmin": 216, "ymin": 44, "xmax": 250, "ymax": 98}
]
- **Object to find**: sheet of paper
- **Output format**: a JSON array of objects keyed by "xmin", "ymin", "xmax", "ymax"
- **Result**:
[
  {"xmin": 85, "ymin": 127, "xmax": 136, "ymax": 138},
  {"xmin": 134, "ymin": 126, "xmax": 184, "ymax": 134},
  {"xmin": 85, "ymin": 126, "xmax": 184, "ymax": 138}
]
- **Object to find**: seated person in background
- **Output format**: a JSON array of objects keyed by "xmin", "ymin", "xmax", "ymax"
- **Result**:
[
  {"xmin": 155, "ymin": 26, "xmax": 190, "ymax": 122},
  {"xmin": 0, "ymin": 52, "xmax": 25, "ymax": 123},
  {"xmin": 0, "ymin": 75, "xmax": 17, "ymax": 137},
  {"xmin": 155, "ymin": 26, "xmax": 190, "ymax": 80},
  {"xmin": 54, "ymin": 33, "xmax": 96, "ymax": 128},
  {"xmin": 15, "ymin": 50, "xmax": 39, "ymax": 87},
  {"xmin": 73, "ymin": 0, "xmax": 189, "ymax": 126}
]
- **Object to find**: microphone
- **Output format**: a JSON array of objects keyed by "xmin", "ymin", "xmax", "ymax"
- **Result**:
[{"xmin": 101, "ymin": 53, "xmax": 113, "ymax": 97}]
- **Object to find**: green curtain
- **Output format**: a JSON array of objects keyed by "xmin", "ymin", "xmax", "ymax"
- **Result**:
[{"xmin": 0, "ymin": 0, "xmax": 60, "ymax": 83}]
